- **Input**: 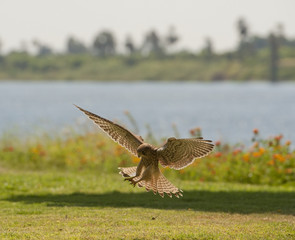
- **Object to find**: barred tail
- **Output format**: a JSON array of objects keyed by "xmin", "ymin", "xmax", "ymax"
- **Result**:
[
  {"xmin": 156, "ymin": 172, "xmax": 183, "ymax": 198},
  {"xmin": 138, "ymin": 170, "xmax": 183, "ymax": 198},
  {"xmin": 118, "ymin": 166, "xmax": 183, "ymax": 198}
]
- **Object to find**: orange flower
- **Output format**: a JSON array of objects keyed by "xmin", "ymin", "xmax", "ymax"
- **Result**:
[
  {"xmin": 259, "ymin": 147, "xmax": 265, "ymax": 154},
  {"xmin": 267, "ymin": 160, "xmax": 275, "ymax": 166},
  {"xmin": 243, "ymin": 153, "xmax": 250, "ymax": 162},
  {"xmin": 273, "ymin": 153, "xmax": 285, "ymax": 163},
  {"xmin": 253, "ymin": 128, "xmax": 259, "ymax": 135},
  {"xmin": 285, "ymin": 168, "xmax": 293, "ymax": 174},
  {"xmin": 252, "ymin": 151, "xmax": 262, "ymax": 157},
  {"xmin": 251, "ymin": 147, "xmax": 265, "ymax": 157},
  {"xmin": 215, "ymin": 141, "xmax": 221, "ymax": 146},
  {"xmin": 31, "ymin": 147, "xmax": 39, "ymax": 154},
  {"xmin": 285, "ymin": 140, "xmax": 291, "ymax": 146}
]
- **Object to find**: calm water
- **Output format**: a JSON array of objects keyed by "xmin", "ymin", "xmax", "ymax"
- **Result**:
[{"xmin": 1, "ymin": 81, "xmax": 295, "ymax": 144}]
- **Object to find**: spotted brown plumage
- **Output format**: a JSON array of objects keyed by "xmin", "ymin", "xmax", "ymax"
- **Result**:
[
  {"xmin": 157, "ymin": 137, "xmax": 214, "ymax": 170},
  {"xmin": 75, "ymin": 105, "xmax": 143, "ymax": 156},
  {"xmin": 75, "ymin": 105, "xmax": 214, "ymax": 198}
]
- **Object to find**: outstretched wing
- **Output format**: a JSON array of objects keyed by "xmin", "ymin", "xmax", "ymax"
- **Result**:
[
  {"xmin": 157, "ymin": 137, "xmax": 214, "ymax": 170},
  {"xmin": 75, "ymin": 105, "xmax": 144, "ymax": 156}
]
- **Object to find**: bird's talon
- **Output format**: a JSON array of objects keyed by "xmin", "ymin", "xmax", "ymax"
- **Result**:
[{"xmin": 124, "ymin": 177, "xmax": 137, "ymax": 187}]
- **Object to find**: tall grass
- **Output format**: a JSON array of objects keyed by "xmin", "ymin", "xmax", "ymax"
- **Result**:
[{"xmin": 0, "ymin": 123, "xmax": 294, "ymax": 185}]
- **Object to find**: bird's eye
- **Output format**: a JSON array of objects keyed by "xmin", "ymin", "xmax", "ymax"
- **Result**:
[{"xmin": 141, "ymin": 150, "xmax": 146, "ymax": 155}]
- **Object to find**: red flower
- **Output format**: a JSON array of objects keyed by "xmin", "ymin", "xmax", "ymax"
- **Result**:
[
  {"xmin": 215, "ymin": 152, "xmax": 222, "ymax": 157},
  {"xmin": 275, "ymin": 135, "xmax": 283, "ymax": 141},
  {"xmin": 233, "ymin": 149, "xmax": 241, "ymax": 155},
  {"xmin": 253, "ymin": 128, "xmax": 259, "ymax": 135},
  {"xmin": 189, "ymin": 127, "xmax": 201, "ymax": 136},
  {"xmin": 3, "ymin": 146, "xmax": 14, "ymax": 152},
  {"xmin": 189, "ymin": 129, "xmax": 195, "ymax": 136}
]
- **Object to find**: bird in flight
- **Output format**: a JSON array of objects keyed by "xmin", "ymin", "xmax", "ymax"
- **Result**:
[{"xmin": 75, "ymin": 105, "xmax": 214, "ymax": 198}]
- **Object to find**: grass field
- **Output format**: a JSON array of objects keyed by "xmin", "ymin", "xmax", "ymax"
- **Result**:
[
  {"xmin": 1, "ymin": 169, "xmax": 295, "ymax": 239},
  {"xmin": 1, "ymin": 127, "xmax": 295, "ymax": 239}
]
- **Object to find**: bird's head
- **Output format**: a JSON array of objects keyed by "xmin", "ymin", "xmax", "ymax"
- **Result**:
[{"xmin": 137, "ymin": 143, "xmax": 154, "ymax": 157}]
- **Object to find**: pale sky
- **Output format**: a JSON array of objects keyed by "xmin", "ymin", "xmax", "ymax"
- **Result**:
[{"xmin": 0, "ymin": 0, "xmax": 294, "ymax": 53}]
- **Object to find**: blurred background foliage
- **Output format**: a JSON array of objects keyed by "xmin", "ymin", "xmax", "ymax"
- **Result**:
[
  {"xmin": 0, "ymin": 18, "xmax": 295, "ymax": 81},
  {"xmin": 1, "ymin": 120, "xmax": 294, "ymax": 186}
]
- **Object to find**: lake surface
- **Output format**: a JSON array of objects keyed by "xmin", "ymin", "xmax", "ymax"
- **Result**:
[{"xmin": 1, "ymin": 81, "xmax": 295, "ymax": 144}]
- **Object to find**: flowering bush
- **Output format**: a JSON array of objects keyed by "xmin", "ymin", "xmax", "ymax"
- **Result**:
[
  {"xmin": 0, "ymin": 127, "xmax": 294, "ymax": 185},
  {"xmin": 180, "ymin": 127, "xmax": 295, "ymax": 185}
]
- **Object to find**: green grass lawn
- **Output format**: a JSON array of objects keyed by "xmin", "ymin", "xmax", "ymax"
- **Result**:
[{"xmin": 1, "ymin": 169, "xmax": 295, "ymax": 239}]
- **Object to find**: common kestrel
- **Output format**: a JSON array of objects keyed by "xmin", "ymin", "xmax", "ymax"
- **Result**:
[{"xmin": 75, "ymin": 105, "xmax": 214, "ymax": 198}]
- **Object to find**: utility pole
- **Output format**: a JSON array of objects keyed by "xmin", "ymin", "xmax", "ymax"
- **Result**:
[{"xmin": 269, "ymin": 33, "xmax": 279, "ymax": 83}]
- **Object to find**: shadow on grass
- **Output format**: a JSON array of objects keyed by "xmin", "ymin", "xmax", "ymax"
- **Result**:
[{"xmin": 3, "ymin": 190, "xmax": 295, "ymax": 215}]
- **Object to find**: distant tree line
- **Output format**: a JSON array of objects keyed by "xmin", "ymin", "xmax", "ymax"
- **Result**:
[
  {"xmin": 64, "ymin": 26, "xmax": 180, "ymax": 58},
  {"xmin": 0, "ymin": 18, "xmax": 294, "ymax": 59},
  {"xmin": 0, "ymin": 18, "xmax": 295, "ymax": 81}
]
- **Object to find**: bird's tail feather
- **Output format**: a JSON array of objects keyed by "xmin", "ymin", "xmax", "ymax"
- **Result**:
[
  {"xmin": 138, "ymin": 170, "xmax": 183, "ymax": 198},
  {"xmin": 118, "ymin": 165, "xmax": 183, "ymax": 198}
]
